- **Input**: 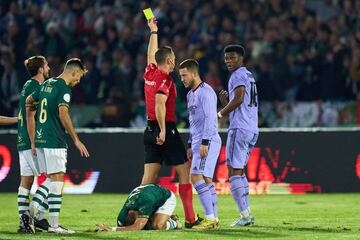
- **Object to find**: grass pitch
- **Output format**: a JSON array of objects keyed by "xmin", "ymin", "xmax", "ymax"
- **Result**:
[{"xmin": 0, "ymin": 193, "xmax": 359, "ymax": 239}]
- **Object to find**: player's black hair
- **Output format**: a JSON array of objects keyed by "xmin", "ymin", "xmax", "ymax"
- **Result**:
[
  {"xmin": 24, "ymin": 56, "xmax": 46, "ymax": 77},
  {"xmin": 64, "ymin": 58, "xmax": 86, "ymax": 72},
  {"xmin": 179, "ymin": 59, "xmax": 199, "ymax": 73},
  {"xmin": 155, "ymin": 46, "xmax": 173, "ymax": 64},
  {"xmin": 224, "ymin": 44, "xmax": 245, "ymax": 57}
]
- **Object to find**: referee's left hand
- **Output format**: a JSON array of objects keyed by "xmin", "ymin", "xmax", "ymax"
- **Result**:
[
  {"xmin": 156, "ymin": 130, "xmax": 166, "ymax": 145},
  {"xmin": 200, "ymin": 145, "xmax": 208, "ymax": 158}
]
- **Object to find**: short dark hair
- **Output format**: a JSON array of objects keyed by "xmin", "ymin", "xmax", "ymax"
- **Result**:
[
  {"xmin": 64, "ymin": 58, "xmax": 86, "ymax": 72},
  {"xmin": 155, "ymin": 46, "xmax": 173, "ymax": 64},
  {"xmin": 224, "ymin": 44, "xmax": 245, "ymax": 56},
  {"xmin": 179, "ymin": 59, "xmax": 199, "ymax": 73},
  {"xmin": 123, "ymin": 211, "xmax": 138, "ymax": 226},
  {"xmin": 123, "ymin": 215, "xmax": 135, "ymax": 226},
  {"xmin": 24, "ymin": 56, "xmax": 46, "ymax": 77}
]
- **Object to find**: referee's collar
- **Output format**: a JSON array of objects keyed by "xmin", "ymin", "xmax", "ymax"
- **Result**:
[{"xmin": 157, "ymin": 67, "xmax": 172, "ymax": 78}]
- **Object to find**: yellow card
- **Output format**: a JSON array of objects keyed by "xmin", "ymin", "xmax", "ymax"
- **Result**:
[{"xmin": 143, "ymin": 8, "xmax": 155, "ymax": 20}]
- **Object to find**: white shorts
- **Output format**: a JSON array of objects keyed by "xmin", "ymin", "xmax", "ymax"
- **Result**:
[
  {"xmin": 155, "ymin": 192, "xmax": 176, "ymax": 216},
  {"xmin": 19, "ymin": 150, "xmax": 40, "ymax": 176},
  {"xmin": 36, "ymin": 148, "xmax": 67, "ymax": 174}
]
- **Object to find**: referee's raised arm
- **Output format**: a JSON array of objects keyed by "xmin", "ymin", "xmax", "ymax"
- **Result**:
[
  {"xmin": 141, "ymin": 15, "xmax": 197, "ymax": 226},
  {"xmin": 147, "ymin": 19, "xmax": 158, "ymax": 65}
]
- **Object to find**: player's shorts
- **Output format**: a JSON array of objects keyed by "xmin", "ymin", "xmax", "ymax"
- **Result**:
[
  {"xmin": 226, "ymin": 128, "xmax": 258, "ymax": 169},
  {"xmin": 190, "ymin": 141, "xmax": 221, "ymax": 178},
  {"xmin": 143, "ymin": 121, "xmax": 187, "ymax": 166},
  {"xmin": 155, "ymin": 192, "xmax": 176, "ymax": 216},
  {"xmin": 19, "ymin": 150, "xmax": 41, "ymax": 176},
  {"xmin": 36, "ymin": 148, "xmax": 67, "ymax": 174}
]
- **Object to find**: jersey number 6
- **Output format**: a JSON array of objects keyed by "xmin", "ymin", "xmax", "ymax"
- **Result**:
[{"xmin": 39, "ymin": 98, "xmax": 48, "ymax": 123}]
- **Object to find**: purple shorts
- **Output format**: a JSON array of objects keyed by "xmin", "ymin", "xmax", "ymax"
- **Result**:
[
  {"xmin": 190, "ymin": 141, "xmax": 221, "ymax": 178},
  {"xmin": 226, "ymin": 128, "xmax": 258, "ymax": 169}
]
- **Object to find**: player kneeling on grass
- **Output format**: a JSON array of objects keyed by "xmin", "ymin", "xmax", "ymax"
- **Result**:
[{"xmin": 96, "ymin": 184, "xmax": 181, "ymax": 231}]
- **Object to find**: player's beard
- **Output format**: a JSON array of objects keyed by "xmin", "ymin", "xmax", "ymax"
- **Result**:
[
  {"xmin": 43, "ymin": 72, "xmax": 49, "ymax": 80},
  {"xmin": 190, "ymin": 77, "xmax": 196, "ymax": 89},
  {"xmin": 71, "ymin": 80, "xmax": 80, "ymax": 88}
]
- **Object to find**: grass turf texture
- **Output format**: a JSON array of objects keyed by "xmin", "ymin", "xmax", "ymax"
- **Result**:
[{"xmin": 0, "ymin": 193, "xmax": 359, "ymax": 239}]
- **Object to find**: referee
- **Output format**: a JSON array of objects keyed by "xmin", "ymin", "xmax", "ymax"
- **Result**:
[{"xmin": 141, "ymin": 18, "xmax": 200, "ymax": 228}]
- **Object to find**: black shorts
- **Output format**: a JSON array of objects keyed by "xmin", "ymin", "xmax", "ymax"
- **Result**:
[{"xmin": 143, "ymin": 121, "xmax": 187, "ymax": 166}]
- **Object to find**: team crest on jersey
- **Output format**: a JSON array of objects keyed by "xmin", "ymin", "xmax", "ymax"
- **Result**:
[
  {"xmin": 36, "ymin": 129, "xmax": 43, "ymax": 139},
  {"xmin": 63, "ymin": 93, "xmax": 71, "ymax": 103}
]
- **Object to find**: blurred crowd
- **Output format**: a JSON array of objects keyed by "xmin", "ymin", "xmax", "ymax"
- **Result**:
[{"xmin": 0, "ymin": 0, "xmax": 359, "ymax": 128}]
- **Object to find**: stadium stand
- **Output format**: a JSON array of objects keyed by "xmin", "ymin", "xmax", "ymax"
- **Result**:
[{"xmin": 0, "ymin": 0, "xmax": 359, "ymax": 128}]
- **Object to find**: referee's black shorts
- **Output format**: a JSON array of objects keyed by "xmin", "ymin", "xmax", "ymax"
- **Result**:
[{"xmin": 143, "ymin": 121, "xmax": 187, "ymax": 166}]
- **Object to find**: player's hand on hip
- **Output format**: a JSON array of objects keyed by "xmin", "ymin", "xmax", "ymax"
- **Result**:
[
  {"xmin": 200, "ymin": 145, "xmax": 208, "ymax": 158},
  {"xmin": 75, "ymin": 140, "xmax": 90, "ymax": 157},
  {"xmin": 187, "ymin": 148, "xmax": 193, "ymax": 161},
  {"xmin": 219, "ymin": 90, "xmax": 229, "ymax": 106},
  {"xmin": 156, "ymin": 130, "xmax": 166, "ymax": 145},
  {"xmin": 147, "ymin": 18, "xmax": 158, "ymax": 32}
]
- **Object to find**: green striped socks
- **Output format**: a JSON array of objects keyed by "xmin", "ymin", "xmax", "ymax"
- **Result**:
[
  {"xmin": 18, "ymin": 186, "xmax": 30, "ymax": 219},
  {"xmin": 32, "ymin": 183, "xmax": 49, "ymax": 206},
  {"xmin": 30, "ymin": 178, "xmax": 50, "ymax": 220},
  {"xmin": 166, "ymin": 218, "xmax": 177, "ymax": 230},
  {"xmin": 49, "ymin": 181, "xmax": 64, "ymax": 228}
]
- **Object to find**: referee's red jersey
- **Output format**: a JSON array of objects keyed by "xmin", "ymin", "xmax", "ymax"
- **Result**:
[{"xmin": 143, "ymin": 63, "xmax": 177, "ymax": 122}]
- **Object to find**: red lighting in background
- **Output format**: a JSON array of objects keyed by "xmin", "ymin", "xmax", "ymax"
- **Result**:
[
  {"xmin": 159, "ymin": 145, "xmax": 322, "ymax": 194},
  {"xmin": 215, "ymin": 147, "xmax": 227, "ymax": 181},
  {"xmin": 356, "ymin": 155, "xmax": 360, "ymax": 180},
  {"xmin": 247, "ymin": 147, "xmax": 261, "ymax": 181},
  {"xmin": 0, "ymin": 145, "xmax": 12, "ymax": 182}
]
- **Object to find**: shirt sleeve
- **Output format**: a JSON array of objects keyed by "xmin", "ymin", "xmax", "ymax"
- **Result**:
[
  {"xmin": 188, "ymin": 132, "xmax": 192, "ymax": 147},
  {"xmin": 187, "ymin": 92, "xmax": 192, "ymax": 146},
  {"xmin": 30, "ymin": 85, "xmax": 40, "ymax": 102},
  {"xmin": 232, "ymin": 72, "xmax": 246, "ymax": 90},
  {"xmin": 200, "ymin": 89, "xmax": 218, "ymax": 143},
  {"xmin": 57, "ymin": 83, "xmax": 72, "ymax": 108},
  {"xmin": 156, "ymin": 77, "xmax": 172, "ymax": 97},
  {"xmin": 116, "ymin": 204, "xmax": 129, "ymax": 226},
  {"xmin": 143, "ymin": 63, "xmax": 157, "ymax": 81}
]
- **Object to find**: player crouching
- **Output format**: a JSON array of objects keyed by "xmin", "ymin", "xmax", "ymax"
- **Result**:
[{"xmin": 96, "ymin": 184, "xmax": 181, "ymax": 231}]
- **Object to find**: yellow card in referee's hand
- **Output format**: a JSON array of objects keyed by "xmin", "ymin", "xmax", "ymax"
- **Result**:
[{"xmin": 143, "ymin": 8, "xmax": 155, "ymax": 20}]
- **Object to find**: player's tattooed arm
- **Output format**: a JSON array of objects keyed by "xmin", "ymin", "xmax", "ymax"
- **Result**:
[
  {"xmin": 147, "ymin": 18, "xmax": 158, "ymax": 65},
  {"xmin": 25, "ymin": 95, "xmax": 37, "ymax": 155},
  {"xmin": 0, "ymin": 116, "xmax": 17, "ymax": 125},
  {"xmin": 218, "ymin": 86, "xmax": 245, "ymax": 117}
]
